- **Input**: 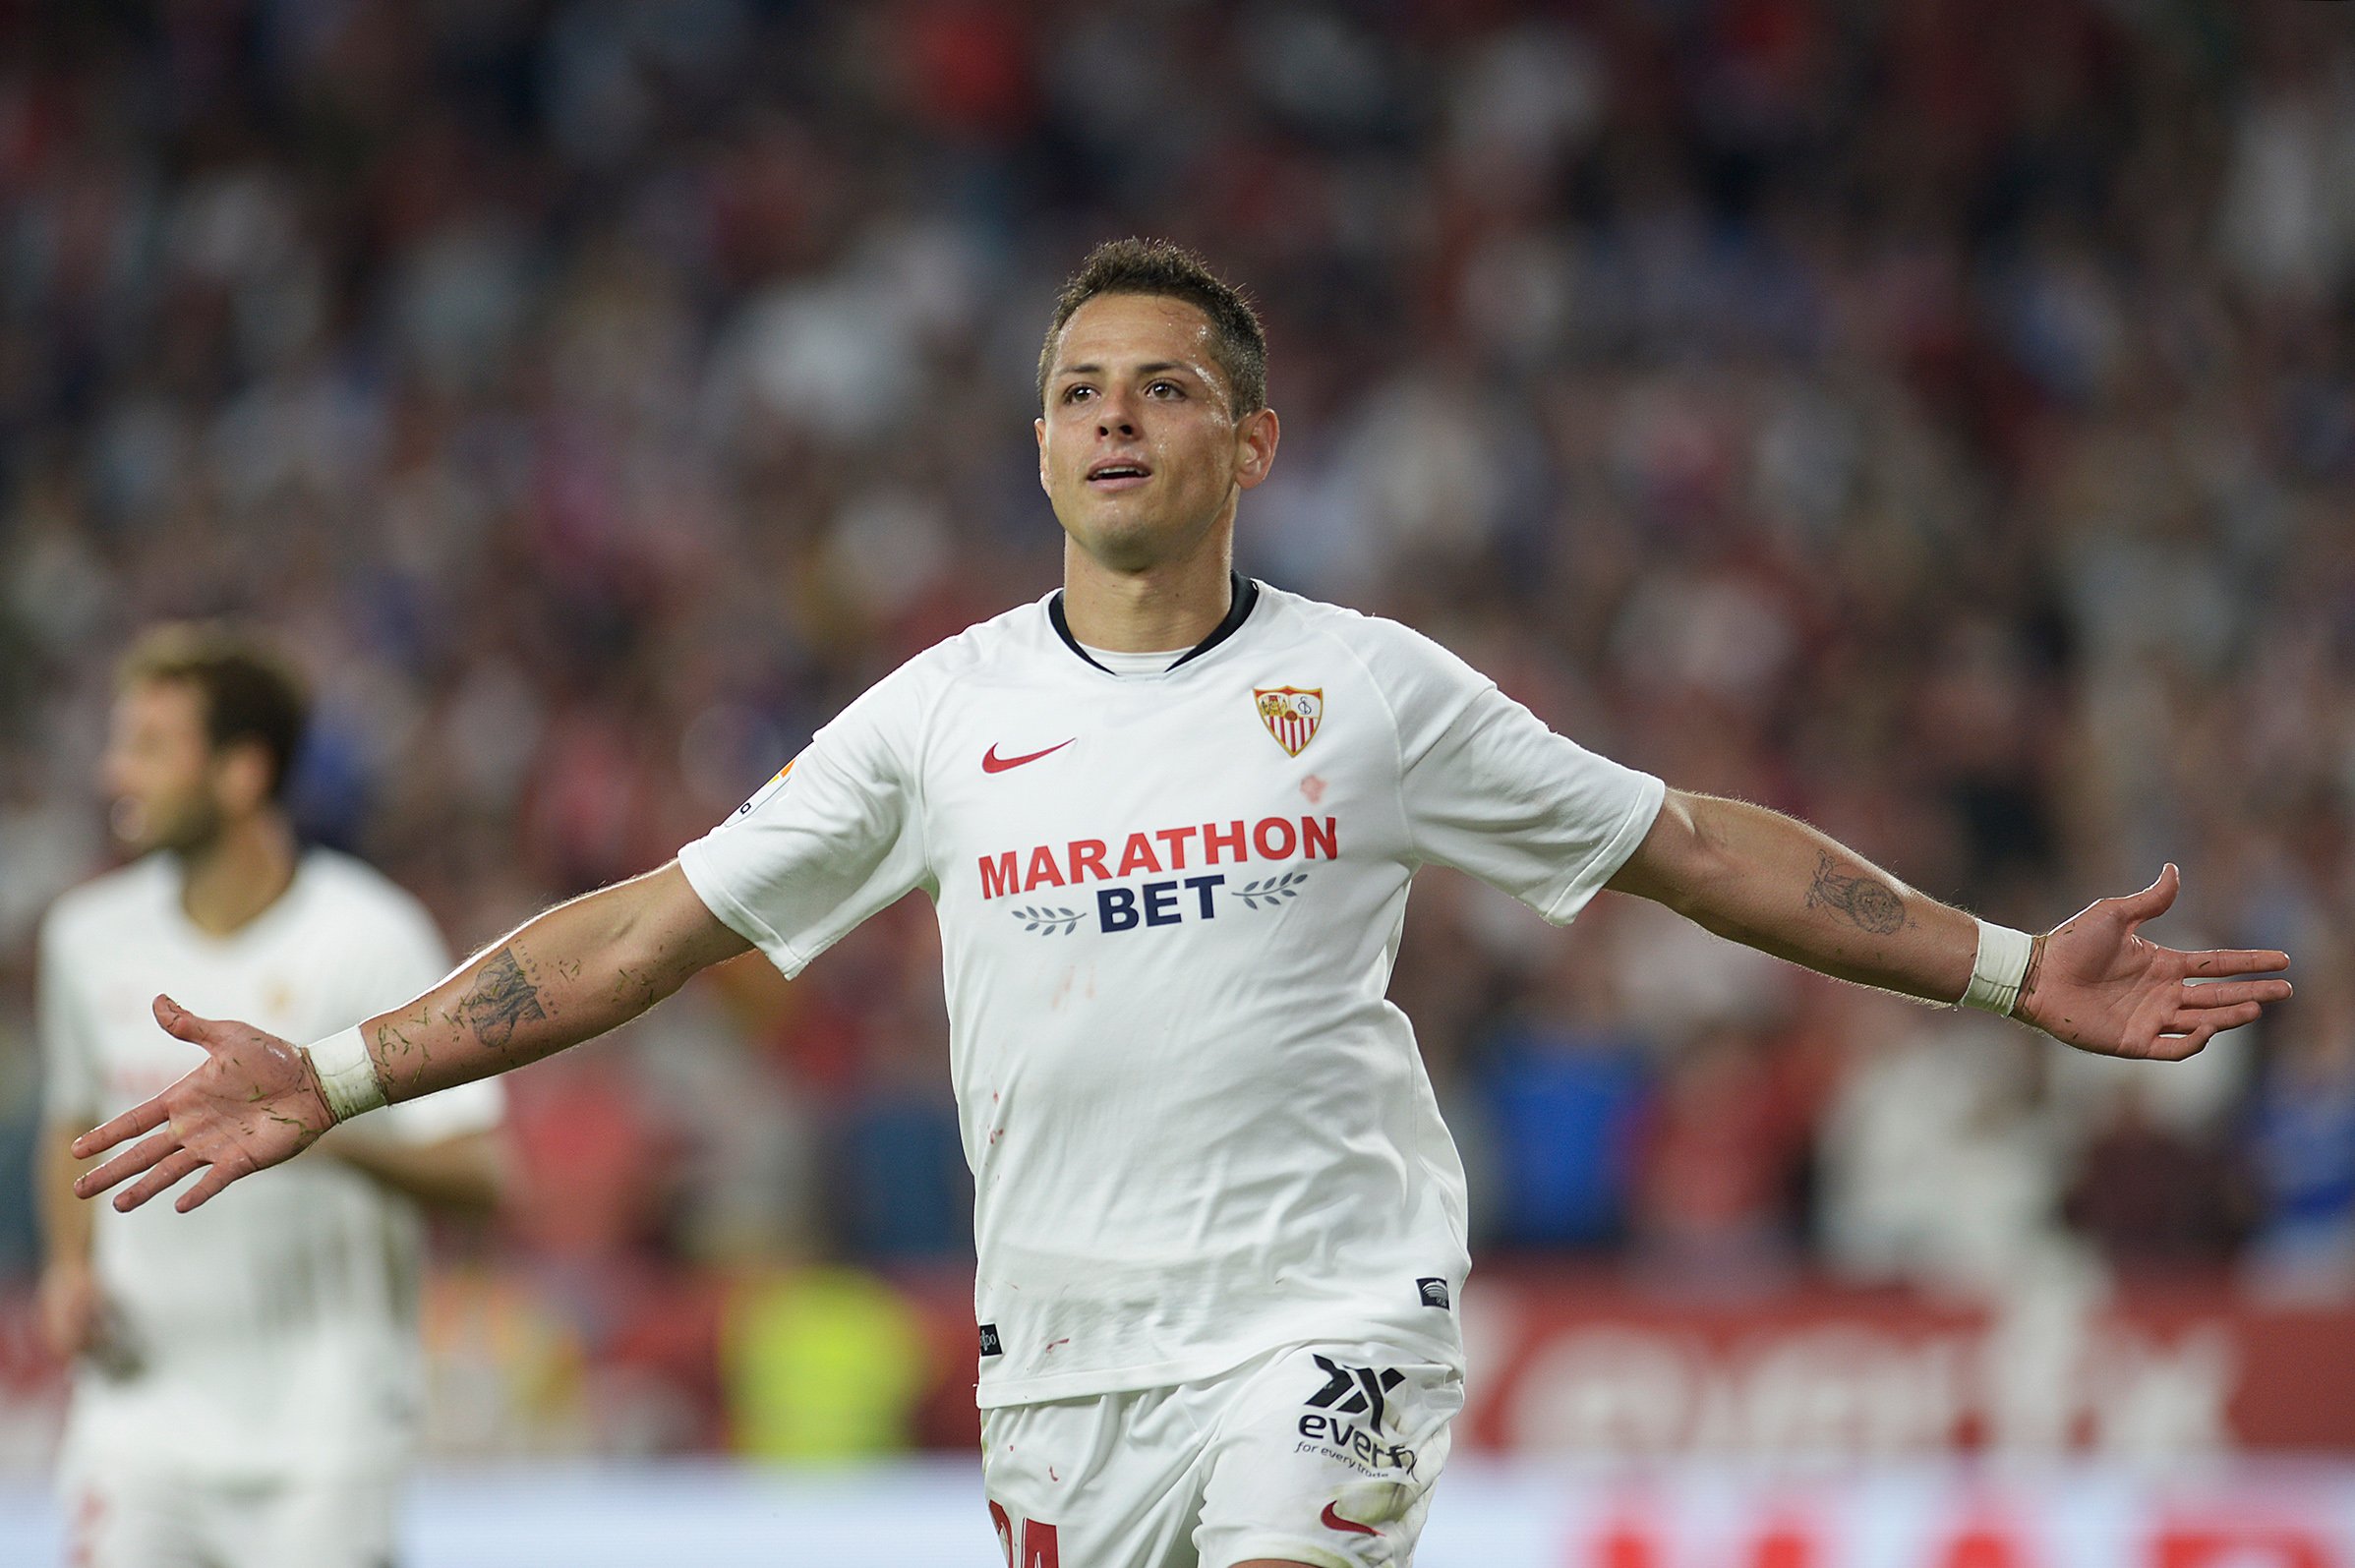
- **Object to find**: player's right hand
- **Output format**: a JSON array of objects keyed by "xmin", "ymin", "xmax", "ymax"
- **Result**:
[{"xmin": 70, "ymin": 995, "xmax": 336, "ymax": 1214}]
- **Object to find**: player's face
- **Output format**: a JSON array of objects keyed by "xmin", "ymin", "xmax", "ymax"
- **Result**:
[
  {"xmin": 102, "ymin": 680, "xmax": 228, "ymax": 854},
  {"xmin": 1036, "ymin": 294, "xmax": 1278, "ymax": 572}
]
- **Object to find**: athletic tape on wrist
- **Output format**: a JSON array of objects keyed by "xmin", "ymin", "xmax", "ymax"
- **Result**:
[
  {"xmin": 302, "ymin": 1026, "xmax": 386, "ymax": 1122},
  {"xmin": 1961, "ymin": 920, "xmax": 2035, "ymax": 1016}
]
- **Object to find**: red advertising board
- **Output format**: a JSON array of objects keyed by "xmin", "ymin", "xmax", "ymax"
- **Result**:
[{"xmin": 1463, "ymin": 1270, "xmax": 2355, "ymax": 1456}]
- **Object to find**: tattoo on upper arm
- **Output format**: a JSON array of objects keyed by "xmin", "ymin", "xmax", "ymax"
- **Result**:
[
  {"xmin": 458, "ymin": 947, "xmax": 549, "ymax": 1050},
  {"xmin": 1805, "ymin": 852, "xmax": 1907, "ymax": 935}
]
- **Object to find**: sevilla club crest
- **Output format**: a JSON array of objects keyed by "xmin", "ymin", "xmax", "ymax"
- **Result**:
[{"xmin": 1255, "ymin": 686, "xmax": 1324, "ymax": 757}]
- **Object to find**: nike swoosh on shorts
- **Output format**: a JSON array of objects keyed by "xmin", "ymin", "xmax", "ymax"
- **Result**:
[{"xmin": 1321, "ymin": 1501, "xmax": 1378, "ymax": 1537}]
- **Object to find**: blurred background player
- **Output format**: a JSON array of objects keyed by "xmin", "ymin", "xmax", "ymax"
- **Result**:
[{"xmin": 36, "ymin": 624, "xmax": 507, "ymax": 1568}]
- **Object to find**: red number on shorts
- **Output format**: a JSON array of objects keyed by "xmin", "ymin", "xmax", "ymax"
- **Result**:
[
  {"xmin": 988, "ymin": 1501, "xmax": 1060, "ymax": 1568},
  {"xmin": 68, "ymin": 1489, "xmax": 104, "ymax": 1568}
]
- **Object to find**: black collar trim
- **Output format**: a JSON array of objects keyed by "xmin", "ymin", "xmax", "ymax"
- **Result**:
[{"xmin": 1049, "ymin": 571, "xmax": 1261, "ymax": 675}]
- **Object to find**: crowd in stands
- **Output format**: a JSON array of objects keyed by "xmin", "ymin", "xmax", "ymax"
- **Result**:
[{"xmin": 3, "ymin": 0, "xmax": 2353, "ymax": 1380}]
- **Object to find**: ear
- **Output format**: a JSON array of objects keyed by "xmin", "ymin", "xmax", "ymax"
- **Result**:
[
  {"xmin": 1034, "ymin": 416, "xmax": 1050, "ymax": 494},
  {"xmin": 1234, "ymin": 406, "xmax": 1281, "ymax": 493},
  {"xmin": 212, "ymin": 741, "xmax": 275, "ymax": 818}
]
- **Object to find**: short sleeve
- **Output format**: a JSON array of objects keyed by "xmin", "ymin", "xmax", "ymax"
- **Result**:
[
  {"xmin": 35, "ymin": 909, "xmax": 103, "ymax": 1127},
  {"xmin": 349, "ymin": 886, "xmax": 506, "ymax": 1145},
  {"xmin": 1382, "ymin": 627, "xmax": 1665, "ymax": 925},
  {"xmin": 677, "ymin": 663, "xmax": 933, "ymax": 979}
]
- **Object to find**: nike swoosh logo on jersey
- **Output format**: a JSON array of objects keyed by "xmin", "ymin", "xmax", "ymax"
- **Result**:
[
  {"xmin": 1321, "ymin": 1501, "xmax": 1379, "ymax": 1537},
  {"xmin": 982, "ymin": 739, "xmax": 1075, "ymax": 774}
]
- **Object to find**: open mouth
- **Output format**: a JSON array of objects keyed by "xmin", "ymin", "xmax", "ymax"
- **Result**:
[{"xmin": 1086, "ymin": 459, "xmax": 1152, "ymax": 490}]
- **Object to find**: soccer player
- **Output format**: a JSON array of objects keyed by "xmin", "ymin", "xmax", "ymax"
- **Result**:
[
  {"xmin": 38, "ymin": 626, "xmax": 507, "ymax": 1568},
  {"xmin": 71, "ymin": 244, "xmax": 2289, "ymax": 1568}
]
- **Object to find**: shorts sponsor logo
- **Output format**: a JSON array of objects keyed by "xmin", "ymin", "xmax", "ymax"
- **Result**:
[
  {"xmin": 1297, "ymin": 1355, "xmax": 1418, "ymax": 1475},
  {"xmin": 1310, "ymin": 1354, "xmax": 1404, "ymax": 1426},
  {"xmin": 1255, "ymin": 686, "xmax": 1324, "ymax": 757}
]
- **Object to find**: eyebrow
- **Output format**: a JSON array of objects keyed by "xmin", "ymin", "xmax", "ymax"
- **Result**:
[{"xmin": 1053, "ymin": 361, "xmax": 1191, "ymax": 379}]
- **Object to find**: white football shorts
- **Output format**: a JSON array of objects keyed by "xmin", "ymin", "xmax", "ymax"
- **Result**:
[
  {"xmin": 57, "ymin": 1457, "xmax": 399, "ymax": 1568},
  {"xmin": 981, "ymin": 1338, "xmax": 1462, "ymax": 1568}
]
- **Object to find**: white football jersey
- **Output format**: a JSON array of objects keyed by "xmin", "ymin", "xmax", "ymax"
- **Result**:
[
  {"xmin": 38, "ymin": 849, "xmax": 504, "ymax": 1479},
  {"xmin": 680, "ymin": 580, "xmax": 1664, "ymax": 1406}
]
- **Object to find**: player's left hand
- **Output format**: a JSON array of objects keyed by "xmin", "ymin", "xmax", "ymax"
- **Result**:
[
  {"xmin": 2015, "ymin": 864, "xmax": 2292, "ymax": 1060},
  {"xmin": 70, "ymin": 995, "xmax": 335, "ymax": 1213}
]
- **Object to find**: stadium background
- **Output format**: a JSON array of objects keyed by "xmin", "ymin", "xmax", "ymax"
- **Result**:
[{"xmin": 1, "ymin": 0, "xmax": 2353, "ymax": 1561}]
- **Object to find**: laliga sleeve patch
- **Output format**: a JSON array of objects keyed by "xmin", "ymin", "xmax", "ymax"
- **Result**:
[
  {"xmin": 733, "ymin": 758, "xmax": 796, "ymax": 819},
  {"xmin": 1416, "ymin": 1277, "xmax": 1449, "ymax": 1309}
]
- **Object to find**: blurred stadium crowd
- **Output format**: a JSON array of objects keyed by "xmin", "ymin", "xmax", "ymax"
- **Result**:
[{"xmin": 3, "ymin": 0, "xmax": 2355, "ymax": 1448}]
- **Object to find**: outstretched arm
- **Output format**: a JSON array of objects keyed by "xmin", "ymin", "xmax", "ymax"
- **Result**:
[
  {"xmin": 1604, "ymin": 789, "xmax": 2291, "ymax": 1058},
  {"xmin": 73, "ymin": 860, "xmax": 748, "ymax": 1213}
]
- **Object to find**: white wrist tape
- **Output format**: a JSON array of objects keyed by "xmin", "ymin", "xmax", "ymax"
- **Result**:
[
  {"xmin": 1960, "ymin": 920, "xmax": 2035, "ymax": 1016},
  {"xmin": 301, "ymin": 1026, "xmax": 386, "ymax": 1122}
]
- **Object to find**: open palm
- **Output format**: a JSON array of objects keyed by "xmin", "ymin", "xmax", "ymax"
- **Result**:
[
  {"xmin": 72, "ymin": 995, "xmax": 335, "ymax": 1213},
  {"xmin": 2017, "ymin": 864, "xmax": 2292, "ymax": 1060}
]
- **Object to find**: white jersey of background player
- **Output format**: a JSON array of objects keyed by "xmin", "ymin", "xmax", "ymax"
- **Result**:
[
  {"xmin": 73, "ymin": 244, "xmax": 2290, "ymax": 1568},
  {"xmin": 38, "ymin": 627, "xmax": 505, "ymax": 1568}
]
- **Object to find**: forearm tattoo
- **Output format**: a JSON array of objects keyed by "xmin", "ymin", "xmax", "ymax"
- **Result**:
[
  {"xmin": 457, "ymin": 946, "xmax": 549, "ymax": 1050},
  {"xmin": 1805, "ymin": 852, "xmax": 1908, "ymax": 935},
  {"xmin": 373, "ymin": 1003, "xmax": 435, "ymax": 1090}
]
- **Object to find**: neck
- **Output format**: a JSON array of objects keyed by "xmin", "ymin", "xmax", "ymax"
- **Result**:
[
  {"xmin": 1059, "ymin": 530, "xmax": 1236, "ymax": 653},
  {"xmin": 177, "ymin": 811, "xmax": 298, "ymax": 937}
]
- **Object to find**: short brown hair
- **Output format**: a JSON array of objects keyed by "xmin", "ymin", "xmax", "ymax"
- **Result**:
[
  {"xmin": 117, "ymin": 623, "xmax": 310, "ymax": 802},
  {"xmin": 1036, "ymin": 238, "xmax": 1268, "ymax": 416}
]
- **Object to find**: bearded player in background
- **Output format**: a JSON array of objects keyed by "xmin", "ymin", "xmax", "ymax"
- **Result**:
[
  {"xmin": 38, "ymin": 625, "xmax": 506, "ymax": 1568},
  {"xmin": 71, "ymin": 244, "xmax": 2290, "ymax": 1568}
]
